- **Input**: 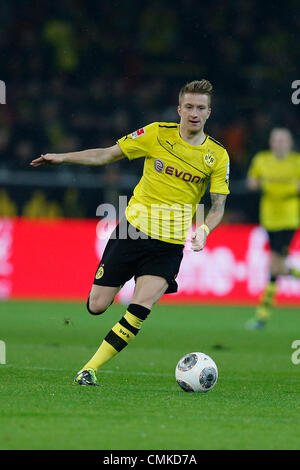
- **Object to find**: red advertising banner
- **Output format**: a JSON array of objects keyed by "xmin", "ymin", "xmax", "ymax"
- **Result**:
[{"xmin": 0, "ymin": 217, "xmax": 300, "ymax": 304}]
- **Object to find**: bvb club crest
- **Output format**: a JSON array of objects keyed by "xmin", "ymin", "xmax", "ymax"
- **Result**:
[
  {"xmin": 204, "ymin": 151, "xmax": 215, "ymax": 166},
  {"xmin": 96, "ymin": 264, "xmax": 104, "ymax": 280}
]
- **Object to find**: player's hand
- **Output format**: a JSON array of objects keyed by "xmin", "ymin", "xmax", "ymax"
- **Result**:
[
  {"xmin": 191, "ymin": 227, "xmax": 207, "ymax": 251},
  {"xmin": 30, "ymin": 154, "xmax": 65, "ymax": 167}
]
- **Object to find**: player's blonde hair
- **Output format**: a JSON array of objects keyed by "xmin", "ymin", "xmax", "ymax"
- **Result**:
[{"xmin": 178, "ymin": 79, "xmax": 213, "ymax": 106}]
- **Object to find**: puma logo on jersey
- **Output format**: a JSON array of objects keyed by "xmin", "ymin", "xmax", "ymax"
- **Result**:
[{"xmin": 166, "ymin": 140, "xmax": 175, "ymax": 150}]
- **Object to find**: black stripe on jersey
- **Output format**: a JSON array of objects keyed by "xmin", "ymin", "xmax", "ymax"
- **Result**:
[
  {"xmin": 208, "ymin": 136, "xmax": 225, "ymax": 149},
  {"xmin": 105, "ymin": 330, "xmax": 128, "ymax": 352},
  {"xmin": 157, "ymin": 137, "xmax": 209, "ymax": 177},
  {"xmin": 119, "ymin": 317, "xmax": 139, "ymax": 336},
  {"xmin": 158, "ymin": 125, "xmax": 178, "ymax": 128}
]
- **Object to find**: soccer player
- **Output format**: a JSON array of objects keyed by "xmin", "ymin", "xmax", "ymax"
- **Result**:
[
  {"xmin": 30, "ymin": 80, "xmax": 230, "ymax": 386},
  {"xmin": 247, "ymin": 128, "xmax": 300, "ymax": 329}
]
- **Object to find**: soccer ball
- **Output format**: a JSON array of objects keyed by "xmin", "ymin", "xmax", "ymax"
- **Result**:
[{"xmin": 175, "ymin": 352, "xmax": 218, "ymax": 393}]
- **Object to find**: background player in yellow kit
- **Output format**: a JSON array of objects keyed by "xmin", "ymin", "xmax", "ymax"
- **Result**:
[
  {"xmin": 30, "ymin": 80, "xmax": 230, "ymax": 386},
  {"xmin": 247, "ymin": 128, "xmax": 300, "ymax": 329}
]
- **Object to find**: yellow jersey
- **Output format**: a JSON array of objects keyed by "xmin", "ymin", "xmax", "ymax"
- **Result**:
[
  {"xmin": 117, "ymin": 122, "xmax": 230, "ymax": 244},
  {"xmin": 248, "ymin": 150, "xmax": 300, "ymax": 231}
]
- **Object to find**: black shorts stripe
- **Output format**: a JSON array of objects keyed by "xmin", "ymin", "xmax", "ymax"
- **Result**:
[
  {"xmin": 119, "ymin": 317, "xmax": 139, "ymax": 336},
  {"xmin": 105, "ymin": 330, "xmax": 128, "ymax": 352}
]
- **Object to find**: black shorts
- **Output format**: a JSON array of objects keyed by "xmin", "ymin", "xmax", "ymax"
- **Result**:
[
  {"xmin": 267, "ymin": 230, "xmax": 295, "ymax": 256},
  {"xmin": 93, "ymin": 220, "xmax": 184, "ymax": 294}
]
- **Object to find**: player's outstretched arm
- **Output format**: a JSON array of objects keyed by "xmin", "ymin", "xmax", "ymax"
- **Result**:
[
  {"xmin": 191, "ymin": 193, "xmax": 227, "ymax": 252},
  {"xmin": 30, "ymin": 144, "xmax": 125, "ymax": 167}
]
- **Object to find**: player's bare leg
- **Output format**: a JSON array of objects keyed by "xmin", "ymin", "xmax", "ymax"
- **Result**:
[
  {"xmin": 74, "ymin": 275, "xmax": 168, "ymax": 386},
  {"xmin": 87, "ymin": 284, "xmax": 121, "ymax": 315},
  {"xmin": 270, "ymin": 252, "xmax": 290, "ymax": 277},
  {"xmin": 270, "ymin": 250, "xmax": 300, "ymax": 279},
  {"xmin": 131, "ymin": 275, "xmax": 168, "ymax": 309}
]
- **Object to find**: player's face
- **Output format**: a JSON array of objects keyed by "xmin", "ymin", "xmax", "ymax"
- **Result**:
[
  {"xmin": 178, "ymin": 93, "xmax": 211, "ymax": 133},
  {"xmin": 269, "ymin": 129, "xmax": 293, "ymax": 157}
]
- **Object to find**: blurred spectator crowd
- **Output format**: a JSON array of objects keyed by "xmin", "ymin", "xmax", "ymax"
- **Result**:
[{"xmin": 0, "ymin": 0, "xmax": 299, "ymax": 219}]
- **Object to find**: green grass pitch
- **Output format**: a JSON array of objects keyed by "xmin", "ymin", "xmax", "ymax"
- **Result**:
[{"xmin": 0, "ymin": 300, "xmax": 299, "ymax": 450}]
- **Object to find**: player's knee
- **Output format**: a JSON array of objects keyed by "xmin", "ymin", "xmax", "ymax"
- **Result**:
[
  {"xmin": 270, "ymin": 257, "xmax": 283, "ymax": 277},
  {"xmin": 86, "ymin": 296, "xmax": 108, "ymax": 316}
]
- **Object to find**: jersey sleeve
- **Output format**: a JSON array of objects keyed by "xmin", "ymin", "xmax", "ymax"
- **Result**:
[
  {"xmin": 296, "ymin": 153, "xmax": 300, "ymax": 178},
  {"xmin": 247, "ymin": 153, "xmax": 262, "ymax": 179},
  {"xmin": 117, "ymin": 122, "xmax": 158, "ymax": 160},
  {"xmin": 210, "ymin": 150, "xmax": 230, "ymax": 194}
]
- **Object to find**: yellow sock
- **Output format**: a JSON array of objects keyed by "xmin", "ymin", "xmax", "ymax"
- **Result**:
[
  {"xmin": 80, "ymin": 304, "xmax": 150, "ymax": 372},
  {"xmin": 81, "ymin": 341, "xmax": 118, "ymax": 372},
  {"xmin": 256, "ymin": 280, "xmax": 276, "ymax": 321}
]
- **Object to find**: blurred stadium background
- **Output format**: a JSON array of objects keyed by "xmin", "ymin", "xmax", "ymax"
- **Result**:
[
  {"xmin": 0, "ymin": 0, "xmax": 299, "ymax": 303},
  {"xmin": 1, "ymin": 0, "xmax": 300, "ymax": 453}
]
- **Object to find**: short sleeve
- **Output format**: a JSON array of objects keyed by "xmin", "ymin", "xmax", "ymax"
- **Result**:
[
  {"xmin": 117, "ymin": 122, "xmax": 158, "ymax": 160},
  {"xmin": 248, "ymin": 153, "xmax": 262, "ymax": 179},
  {"xmin": 210, "ymin": 150, "xmax": 230, "ymax": 194},
  {"xmin": 295, "ymin": 153, "xmax": 300, "ymax": 177}
]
